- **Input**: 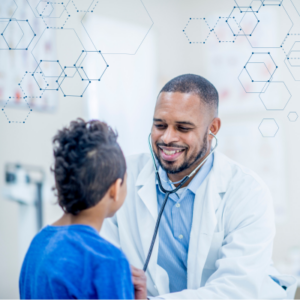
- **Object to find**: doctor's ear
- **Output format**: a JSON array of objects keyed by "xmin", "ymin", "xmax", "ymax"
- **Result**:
[{"xmin": 208, "ymin": 118, "xmax": 221, "ymax": 140}]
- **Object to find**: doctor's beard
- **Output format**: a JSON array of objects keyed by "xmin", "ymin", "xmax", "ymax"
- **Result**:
[{"xmin": 154, "ymin": 131, "xmax": 208, "ymax": 174}]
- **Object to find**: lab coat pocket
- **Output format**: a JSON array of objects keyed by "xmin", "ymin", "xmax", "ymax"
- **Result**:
[{"xmin": 203, "ymin": 231, "xmax": 224, "ymax": 270}]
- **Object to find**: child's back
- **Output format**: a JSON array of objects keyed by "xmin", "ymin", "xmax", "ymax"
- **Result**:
[{"xmin": 20, "ymin": 224, "xmax": 133, "ymax": 299}]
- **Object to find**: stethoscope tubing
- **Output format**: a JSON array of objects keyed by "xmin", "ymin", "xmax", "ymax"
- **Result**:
[{"xmin": 143, "ymin": 132, "xmax": 218, "ymax": 272}]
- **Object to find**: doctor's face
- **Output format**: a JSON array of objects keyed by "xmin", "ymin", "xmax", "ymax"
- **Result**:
[{"xmin": 151, "ymin": 92, "xmax": 213, "ymax": 175}]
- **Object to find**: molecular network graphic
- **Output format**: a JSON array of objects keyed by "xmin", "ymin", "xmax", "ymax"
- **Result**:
[
  {"xmin": 1, "ymin": 0, "xmax": 300, "ymax": 138},
  {"xmin": 0, "ymin": 0, "xmax": 153, "ymax": 124},
  {"xmin": 183, "ymin": 0, "xmax": 300, "ymax": 137}
]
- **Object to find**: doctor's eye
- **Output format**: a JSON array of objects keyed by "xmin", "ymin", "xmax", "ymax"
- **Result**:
[
  {"xmin": 178, "ymin": 126, "xmax": 191, "ymax": 132},
  {"xmin": 154, "ymin": 124, "xmax": 167, "ymax": 130}
]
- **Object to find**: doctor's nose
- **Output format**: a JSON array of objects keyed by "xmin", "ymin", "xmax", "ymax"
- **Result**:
[{"xmin": 161, "ymin": 127, "xmax": 179, "ymax": 145}]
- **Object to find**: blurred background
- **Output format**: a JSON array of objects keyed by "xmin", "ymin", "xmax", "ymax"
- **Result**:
[{"xmin": 1, "ymin": 0, "xmax": 300, "ymax": 298}]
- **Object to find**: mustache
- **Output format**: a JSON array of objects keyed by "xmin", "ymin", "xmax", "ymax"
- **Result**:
[{"xmin": 156, "ymin": 142, "xmax": 187, "ymax": 150}]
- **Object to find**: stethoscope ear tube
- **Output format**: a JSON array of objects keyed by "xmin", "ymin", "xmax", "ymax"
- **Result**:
[{"xmin": 143, "ymin": 132, "xmax": 218, "ymax": 272}]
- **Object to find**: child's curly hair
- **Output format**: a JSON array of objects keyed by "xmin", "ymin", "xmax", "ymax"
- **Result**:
[{"xmin": 52, "ymin": 118, "xmax": 126, "ymax": 215}]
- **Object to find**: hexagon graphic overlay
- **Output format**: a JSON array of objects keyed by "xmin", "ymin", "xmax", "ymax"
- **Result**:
[
  {"xmin": 238, "ymin": 52, "xmax": 277, "ymax": 93},
  {"xmin": 258, "ymin": 118, "xmax": 279, "ymax": 137},
  {"xmin": 227, "ymin": 6, "xmax": 259, "ymax": 36},
  {"xmin": 288, "ymin": 112, "xmax": 298, "ymax": 122},
  {"xmin": 212, "ymin": 17, "xmax": 237, "ymax": 43},
  {"xmin": 82, "ymin": 0, "xmax": 153, "ymax": 54},
  {"xmin": 259, "ymin": 81, "xmax": 291, "ymax": 110},
  {"xmin": 59, "ymin": 67, "xmax": 90, "ymax": 97},
  {"xmin": 246, "ymin": 4, "xmax": 293, "ymax": 48},
  {"xmin": 183, "ymin": 18, "xmax": 211, "ymax": 44},
  {"xmin": 75, "ymin": 50, "xmax": 108, "ymax": 81}
]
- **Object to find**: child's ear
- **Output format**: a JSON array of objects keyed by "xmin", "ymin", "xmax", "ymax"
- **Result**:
[{"xmin": 109, "ymin": 178, "xmax": 123, "ymax": 202}]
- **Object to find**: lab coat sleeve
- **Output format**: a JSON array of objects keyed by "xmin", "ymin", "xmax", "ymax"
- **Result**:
[
  {"xmin": 100, "ymin": 215, "xmax": 121, "ymax": 248},
  {"xmin": 160, "ymin": 180, "xmax": 276, "ymax": 299}
]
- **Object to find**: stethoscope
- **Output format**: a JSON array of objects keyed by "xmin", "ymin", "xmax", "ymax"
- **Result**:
[{"xmin": 143, "ymin": 131, "xmax": 218, "ymax": 272}]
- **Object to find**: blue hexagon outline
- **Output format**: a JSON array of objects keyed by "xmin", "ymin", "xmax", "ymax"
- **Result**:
[
  {"xmin": 2, "ymin": 19, "xmax": 36, "ymax": 50},
  {"xmin": 259, "ymin": 81, "xmax": 291, "ymax": 110},
  {"xmin": 19, "ymin": 71, "xmax": 45, "ymax": 99},
  {"xmin": 26, "ymin": 0, "xmax": 71, "ymax": 19},
  {"xmin": 288, "ymin": 111, "xmax": 298, "ymax": 122},
  {"xmin": 2, "ymin": 18, "xmax": 24, "ymax": 50},
  {"xmin": 36, "ymin": 1, "xmax": 54, "ymax": 18},
  {"xmin": 258, "ymin": 118, "xmax": 279, "ymax": 137},
  {"xmin": 75, "ymin": 50, "xmax": 109, "ymax": 81},
  {"xmin": 59, "ymin": 67, "xmax": 90, "ymax": 97},
  {"xmin": 183, "ymin": 18, "xmax": 211, "ymax": 44},
  {"xmin": 33, "ymin": 60, "xmax": 65, "ymax": 91},
  {"xmin": 81, "ymin": 0, "xmax": 154, "ymax": 55},
  {"xmin": 226, "ymin": 6, "xmax": 259, "ymax": 37},
  {"xmin": 244, "ymin": 52, "xmax": 277, "ymax": 81},
  {"xmin": 211, "ymin": 17, "xmax": 237, "ymax": 43},
  {"xmin": 245, "ymin": 3, "xmax": 293, "ymax": 48},
  {"xmin": 238, "ymin": 52, "xmax": 277, "ymax": 93},
  {"xmin": 1, "ymin": 96, "xmax": 33, "ymax": 124}
]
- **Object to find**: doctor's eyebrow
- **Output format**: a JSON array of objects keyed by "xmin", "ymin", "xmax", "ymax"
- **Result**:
[
  {"xmin": 153, "ymin": 118, "xmax": 195, "ymax": 126},
  {"xmin": 153, "ymin": 118, "xmax": 195, "ymax": 127}
]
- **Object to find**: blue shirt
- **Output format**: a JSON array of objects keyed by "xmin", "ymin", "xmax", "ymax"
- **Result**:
[
  {"xmin": 19, "ymin": 224, "xmax": 134, "ymax": 299},
  {"xmin": 156, "ymin": 154, "xmax": 214, "ymax": 293}
]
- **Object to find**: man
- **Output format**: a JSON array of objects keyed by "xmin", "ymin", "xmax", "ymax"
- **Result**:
[{"xmin": 101, "ymin": 74, "xmax": 297, "ymax": 298}]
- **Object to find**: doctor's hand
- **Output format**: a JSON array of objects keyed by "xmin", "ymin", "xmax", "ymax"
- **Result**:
[{"xmin": 131, "ymin": 265, "xmax": 147, "ymax": 299}]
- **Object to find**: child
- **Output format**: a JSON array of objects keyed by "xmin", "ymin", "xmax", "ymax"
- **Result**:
[{"xmin": 19, "ymin": 119, "xmax": 146, "ymax": 299}]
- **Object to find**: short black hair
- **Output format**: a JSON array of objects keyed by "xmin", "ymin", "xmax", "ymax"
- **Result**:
[
  {"xmin": 52, "ymin": 118, "xmax": 126, "ymax": 215},
  {"xmin": 159, "ymin": 74, "xmax": 219, "ymax": 115}
]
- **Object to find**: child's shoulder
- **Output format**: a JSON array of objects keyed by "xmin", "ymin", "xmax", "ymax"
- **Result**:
[{"xmin": 28, "ymin": 224, "xmax": 128, "ymax": 270}]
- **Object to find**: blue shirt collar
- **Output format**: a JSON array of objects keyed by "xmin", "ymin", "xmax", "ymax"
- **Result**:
[{"xmin": 156, "ymin": 153, "xmax": 214, "ymax": 195}]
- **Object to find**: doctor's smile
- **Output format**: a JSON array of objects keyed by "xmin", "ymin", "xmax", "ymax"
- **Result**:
[{"xmin": 157, "ymin": 145, "xmax": 186, "ymax": 161}]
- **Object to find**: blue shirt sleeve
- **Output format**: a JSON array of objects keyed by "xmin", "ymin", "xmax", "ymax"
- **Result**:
[{"xmin": 93, "ymin": 257, "xmax": 134, "ymax": 299}]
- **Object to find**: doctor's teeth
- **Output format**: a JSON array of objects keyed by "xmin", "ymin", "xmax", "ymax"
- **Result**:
[{"xmin": 162, "ymin": 149, "xmax": 182, "ymax": 155}]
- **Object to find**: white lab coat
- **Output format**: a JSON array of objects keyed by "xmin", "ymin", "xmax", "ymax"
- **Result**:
[{"xmin": 101, "ymin": 151, "xmax": 297, "ymax": 299}]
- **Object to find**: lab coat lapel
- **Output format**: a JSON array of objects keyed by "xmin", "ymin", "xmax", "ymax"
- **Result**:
[
  {"xmin": 187, "ymin": 152, "xmax": 225, "ymax": 289},
  {"xmin": 135, "ymin": 159, "xmax": 159, "ymax": 287}
]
